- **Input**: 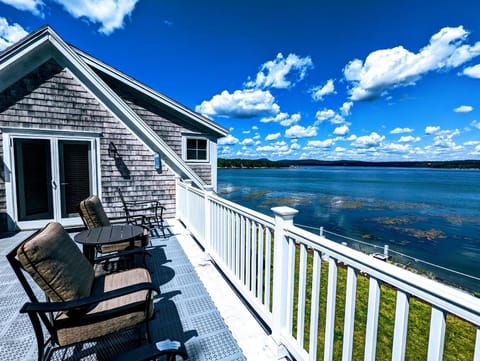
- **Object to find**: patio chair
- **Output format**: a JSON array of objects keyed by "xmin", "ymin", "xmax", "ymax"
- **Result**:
[
  {"xmin": 117, "ymin": 187, "xmax": 166, "ymax": 237},
  {"xmin": 6, "ymin": 222, "xmax": 162, "ymax": 361},
  {"xmin": 79, "ymin": 194, "xmax": 150, "ymax": 254}
]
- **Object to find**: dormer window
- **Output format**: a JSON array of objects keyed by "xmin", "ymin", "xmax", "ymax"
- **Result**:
[{"xmin": 183, "ymin": 136, "xmax": 209, "ymax": 162}]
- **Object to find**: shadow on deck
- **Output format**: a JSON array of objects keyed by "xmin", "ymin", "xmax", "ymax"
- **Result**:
[{"xmin": 0, "ymin": 222, "xmax": 246, "ymax": 361}]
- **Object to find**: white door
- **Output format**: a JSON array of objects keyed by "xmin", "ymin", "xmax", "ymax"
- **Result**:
[{"xmin": 7, "ymin": 134, "xmax": 99, "ymax": 229}]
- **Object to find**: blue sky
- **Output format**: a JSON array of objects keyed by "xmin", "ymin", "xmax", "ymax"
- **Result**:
[{"xmin": 1, "ymin": 0, "xmax": 480, "ymax": 161}]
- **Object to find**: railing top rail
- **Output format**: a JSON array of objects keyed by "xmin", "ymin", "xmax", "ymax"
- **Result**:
[
  {"xmin": 208, "ymin": 191, "xmax": 276, "ymax": 228},
  {"xmin": 286, "ymin": 224, "xmax": 480, "ymax": 325}
]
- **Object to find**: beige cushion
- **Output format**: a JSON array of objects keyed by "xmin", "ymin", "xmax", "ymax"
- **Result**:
[
  {"xmin": 54, "ymin": 267, "xmax": 154, "ymax": 346},
  {"xmin": 79, "ymin": 195, "xmax": 111, "ymax": 229},
  {"xmin": 17, "ymin": 222, "xmax": 95, "ymax": 310}
]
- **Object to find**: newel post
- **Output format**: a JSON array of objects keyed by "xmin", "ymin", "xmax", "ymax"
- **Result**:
[
  {"xmin": 203, "ymin": 185, "xmax": 214, "ymax": 253},
  {"xmin": 271, "ymin": 206, "xmax": 298, "ymax": 346}
]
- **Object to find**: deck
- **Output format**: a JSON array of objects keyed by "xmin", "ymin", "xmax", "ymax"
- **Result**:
[{"xmin": 0, "ymin": 221, "xmax": 279, "ymax": 361}]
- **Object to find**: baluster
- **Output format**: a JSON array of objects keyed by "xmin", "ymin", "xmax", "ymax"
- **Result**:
[
  {"xmin": 324, "ymin": 257, "xmax": 337, "ymax": 361},
  {"xmin": 285, "ymin": 236, "xmax": 296, "ymax": 333},
  {"xmin": 264, "ymin": 228, "xmax": 272, "ymax": 312},
  {"xmin": 251, "ymin": 222, "xmax": 258, "ymax": 295},
  {"xmin": 364, "ymin": 277, "xmax": 381, "ymax": 361},
  {"xmin": 392, "ymin": 290, "xmax": 409, "ymax": 361},
  {"xmin": 308, "ymin": 249, "xmax": 321, "ymax": 361},
  {"xmin": 240, "ymin": 215, "xmax": 246, "ymax": 284},
  {"xmin": 427, "ymin": 306, "xmax": 446, "ymax": 361},
  {"xmin": 297, "ymin": 243, "xmax": 308, "ymax": 347},
  {"xmin": 342, "ymin": 266, "xmax": 357, "ymax": 361},
  {"xmin": 257, "ymin": 225, "xmax": 265, "ymax": 302}
]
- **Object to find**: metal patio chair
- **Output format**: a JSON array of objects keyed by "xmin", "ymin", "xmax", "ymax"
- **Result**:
[
  {"xmin": 117, "ymin": 187, "xmax": 166, "ymax": 237},
  {"xmin": 79, "ymin": 194, "xmax": 151, "ymax": 254},
  {"xmin": 6, "ymin": 222, "xmax": 161, "ymax": 361}
]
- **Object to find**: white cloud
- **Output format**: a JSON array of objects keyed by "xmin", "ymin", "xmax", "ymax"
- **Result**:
[
  {"xmin": 260, "ymin": 112, "xmax": 300, "ymax": 126},
  {"xmin": 285, "ymin": 125, "xmax": 318, "ymax": 138},
  {"xmin": 256, "ymin": 141, "xmax": 290, "ymax": 153},
  {"xmin": 390, "ymin": 127, "xmax": 414, "ymax": 134},
  {"xmin": 399, "ymin": 135, "xmax": 421, "ymax": 143},
  {"xmin": 340, "ymin": 101, "xmax": 353, "ymax": 116},
  {"xmin": 471, "ymin": 120, "xmax": 480, "ymax": 130},
  {"xmin": 350, "ymin": 132, "xmax": 385, "ymax": 148},
  {"xmin": 315, "ymin": 108, "xmax": 335, "ymax": 122},
  {"xmin": 307, "ymin": 139, "xmax": 335, "ymax": 148},
  {"xmin": 218, "ymin": 134, "xmax": 239, "ymax": 145},
  {"xmin": 384, "ymin": 143, "xmax": 411, "ymax": 153},
  {"xmin": 311, "ymin": 79, "xmax": 335, "ymax": 101},
  {"xmin": 0, "ymin": 0, "xmax": 43, "ymax": 15},
  {"xmin": 196, "ymin": 89, "xmax": 280, "ymax": 118},
  {"xmin": 0, "ymin": 17, "xmax": 29, "ymax": 50},
  {"xmin": 241, "ymin": 138, "xmax": 255, "ymax": 146},
  {"xmin": 344, "ymin": 26, "xmax": 480, "ymax": 101},
  {"xmin": 425, "ymin": 126, "xmax": 441, "ymax": 134},
  {"xmin": 333, "ymin": 125, "xmax": 349, "ymax": 136},
  {"xmin": 454, "ymin": 105, "xmax": 473, "ymax": 113},
  {"xmin": 265, "ymin": 132, "xmax": 281, "ymax": 141},
  {"xmin": 463, "ymin": 64, "xmax": 480, "ymax": 78},
  {"xmin": 52, "ymin": 0, "xmax": 139, "ymax": 35},
  {"xmin": 245, "ymin": 53, "xmax": 313, "ymax": 89}
]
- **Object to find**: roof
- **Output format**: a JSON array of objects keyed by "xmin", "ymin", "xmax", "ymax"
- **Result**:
[{"xmin": 0, "ymin": 25, "xmax": 228, "ymax": 189}]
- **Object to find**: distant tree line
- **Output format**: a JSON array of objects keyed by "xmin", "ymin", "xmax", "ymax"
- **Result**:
[{"xmin": 218, "ymin": 158, "xmax": 480, "ymax": 169}]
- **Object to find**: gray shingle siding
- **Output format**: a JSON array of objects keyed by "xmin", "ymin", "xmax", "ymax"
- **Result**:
[{"xmin": 0, "ymin": 59, "xmax": 181, "ymax": 229}]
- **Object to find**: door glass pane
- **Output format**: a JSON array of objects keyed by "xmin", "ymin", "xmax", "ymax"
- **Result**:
[
  {"xmin": 59, "ymin": 140, "xmax": 92, "ymax": 218},
  {"xmin": 14, "ymin": 139, "xmax": 53, "ymax": 221}
]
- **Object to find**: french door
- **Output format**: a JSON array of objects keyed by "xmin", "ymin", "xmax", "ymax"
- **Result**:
[{"xmin": 7, "ymin": 134, "xmax": 99, "ymax": 229}]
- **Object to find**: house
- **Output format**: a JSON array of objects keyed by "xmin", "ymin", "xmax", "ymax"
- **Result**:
[{"xmin": 0, "ymin": 25, "xmax": 228, "ymax": 232}]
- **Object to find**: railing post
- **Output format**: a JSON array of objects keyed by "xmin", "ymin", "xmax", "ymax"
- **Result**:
[
  {"xmin": 204, "ymin": 185, "xmax": 214, "ymax": 255},
  {"xmin": 271, "ymin": 206, "xmax": 298, "ymax": 349},
  {"xmin": 175, "ymin": 175, "xmax": 183, "ymax": 220}
]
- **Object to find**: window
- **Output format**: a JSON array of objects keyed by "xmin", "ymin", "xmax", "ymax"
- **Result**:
[{"xmin": 185, "ymin": 137, "xmax": 208, "ymax": 161}]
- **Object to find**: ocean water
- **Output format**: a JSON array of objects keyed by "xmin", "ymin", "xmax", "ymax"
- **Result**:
[{"xmin": 218, "ymin": 167, "xmax": 480, "ymax": 291}]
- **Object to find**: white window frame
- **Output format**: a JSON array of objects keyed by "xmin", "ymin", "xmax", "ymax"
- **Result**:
[{"xmin": 182, "ymin": 135, "xmax": 210, "ymax": 163}]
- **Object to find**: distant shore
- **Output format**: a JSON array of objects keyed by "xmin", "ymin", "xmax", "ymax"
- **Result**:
[{"xmin": 218, "ymin": 158, "xmax": 480, "ymax": 169}]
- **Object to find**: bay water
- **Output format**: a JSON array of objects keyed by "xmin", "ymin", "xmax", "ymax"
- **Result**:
[{"xmin": 218, "ymin": 167, "xmax": 480, "ymax": 291}]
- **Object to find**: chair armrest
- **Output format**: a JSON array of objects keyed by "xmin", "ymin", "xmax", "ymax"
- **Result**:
[
  {"xmin": 93, "ymin": 249, "xmax": 152, "ymax": 263},
  {"xmin": 107, "ymin": 339, "xmax": 188, "ymax": 361},
  {"xmin": 20, "ymin": 282, "xmax": 159, "ymax": 314}
]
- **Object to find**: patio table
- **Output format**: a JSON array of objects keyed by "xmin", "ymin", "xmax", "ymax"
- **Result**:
[{"xmin": 74, "ymin": 224, "xmax": 144, "ymax": 263}]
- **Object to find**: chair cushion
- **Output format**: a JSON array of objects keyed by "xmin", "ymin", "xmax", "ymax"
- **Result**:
[
  {"xmin": 79, "ymin": 195, "xmax": 111, "ymax": 229},
  {"xmin": 17, "ymin": 222, "xmax": 95, "ymax": 306},
  {"xmin": 55, "ymin": 267, "xmax": 154, "ymax": 346}
]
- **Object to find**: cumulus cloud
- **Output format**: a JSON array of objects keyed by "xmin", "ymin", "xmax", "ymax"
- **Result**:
[
  {"xmin": 471, "ymin": 120, "xmax": 480, "ymax": 130},
  {"xmin": 196, "ymin": 89, "xmax": 280, "ymax": 118},
  {"xmin": 454, "ymin": 105, "xmax": 473, "ymax": 113},
  {"xmin": 344, "ymin": 26, "xmax": 480, "ymax": 101},
  {"xmin": 260, "ymin": 112, "xmax": 300, "ymax": 127},
  {"xmin": 311, "ymin": 79, "xmax": 335, "ymax": 101},
  {"xmin": 51, "ymin": 0, "xmax": 139, "ymax": 34},
  {"xmin": 0, "ymin": 17, "xmax": 28, "ymax": 50},
  {"xmin": 399, "ymin": 135, "xmax": 421, "ymax": 143},
  {"xmin": 245, "ymin": 52, "xmax": 313, "ymax": 89},
  {"xmin": 307, "ymin": 139, "xmax": 335, "ymax": 148},
  {"xmin": 241, "ymin": 138, "xmax": 255, "ymax": 146},
  {"xmin": 340, "ymin": 101, "xmax": 353, "ymax": 116},
  {"xmin": 256, "ymin": 141, "xmax": 290, "ymax": 153},
  {"xmin": 285, "ymin": 125, "xmax": 318, "ymax": 138},
  {"xmin": 0, "ymin": 0, "xmax": 43, "ymax": 15},
  {"xmin": 333, "ymin": 125, "xmax": 349, "ymax": 136},
  {"xmin": 463, "ymin": 64, "xmax": 480, "ymax": 78},
  {"xmin": 425, "ymin": 126, "xmax": 440, "ymax": 134},
  {"xmin": 265, "ymin": 132, "xmax": 281, "ymax": 141},
  {"xmin": 350, "ymin": 132, "xmax": 385, "ymax": 148},
  {"xmin": 218, "ymin": 134, "xmax": 239, "ymax": 145},
  {"xmin": 315, "ymin": 108, "xmax": 335, "ymax": 122},
  {"xmin": 390, "ymin": 127, "xmax": 414, "ymax": 134}
]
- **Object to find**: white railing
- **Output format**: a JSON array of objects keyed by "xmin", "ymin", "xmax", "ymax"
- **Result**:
[{"xmin": 176, "ymin": 179, "xmax": 480, "ymax": 361}]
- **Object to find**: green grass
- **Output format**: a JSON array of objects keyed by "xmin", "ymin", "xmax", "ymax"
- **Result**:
[{"xmin": 286, "ymin": 247, "xmax": 477, "ymax": 360}]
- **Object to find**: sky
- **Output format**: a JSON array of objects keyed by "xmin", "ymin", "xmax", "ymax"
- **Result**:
[{"xmin": 1, "ymin": 0, "xmax": 480, "ymax": 161}]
